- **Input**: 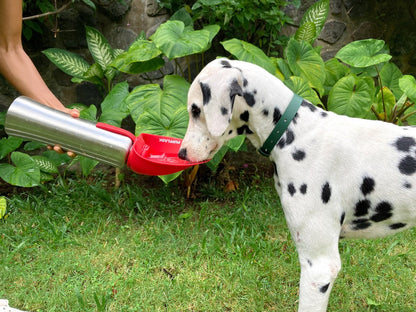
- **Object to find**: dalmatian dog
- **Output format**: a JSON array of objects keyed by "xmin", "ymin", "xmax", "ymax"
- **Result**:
[{"xmin": 178, "ymin": 58, "xmax": 416, "ymax": 312}]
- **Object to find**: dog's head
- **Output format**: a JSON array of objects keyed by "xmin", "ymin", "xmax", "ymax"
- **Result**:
[{"xmin": 178, "ymin": 59, "xmax": 244, "ymax": 162}]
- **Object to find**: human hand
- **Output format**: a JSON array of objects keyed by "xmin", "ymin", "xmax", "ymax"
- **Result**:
[{"xmin": 47, "ymin": 107, "xmax": 80, "ymax": 157}]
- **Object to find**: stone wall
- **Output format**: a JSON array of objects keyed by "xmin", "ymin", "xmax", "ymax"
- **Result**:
[{"xmin": 1, "ymin": 0, "xmax": 416, "ymax": 110}]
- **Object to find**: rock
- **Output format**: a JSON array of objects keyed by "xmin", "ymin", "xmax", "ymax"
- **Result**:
[{"xmin": 319, "ymin": 20, "xmax": 346, "ymax": 44}]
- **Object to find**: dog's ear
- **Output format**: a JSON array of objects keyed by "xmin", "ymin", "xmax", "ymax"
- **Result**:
[{"xmin": 204, "ymin": 79, "xmax": 243, "ymax": 137}]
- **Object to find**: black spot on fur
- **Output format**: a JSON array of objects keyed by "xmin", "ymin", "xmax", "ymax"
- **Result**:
[
  {"xmin": 237, "ymin": 125, "xmax": 253, "ymax": 135},
  {"xmin": 321, "ymin": 112, "xmax": 328, "ymax": 117},
  {"xmin": 292, "ymin": 149, "xmax": 306, "ymax": 161},
  {"xmin": 390, "ymin": 223, "xmax": 407, "ymax": 230},
  {"xmin": 395, "ymin": 136, "xmax": 416, "ymax": 152},
  {"xmin": 301, "ymin": 101, "xmax": 317, "ymax": 112},
  {"xmin": 353, "ymin": 218, "xmax": 372, "ymax": 230},
  {"xmin": 370, "ymin": 201, "xmax": 393, "ymax": 222},
  {"xmin": 288, "ymin": 183, "xmax": 296, "ymax": 196},
  {"xmin": 221, "ymin": 60, "xmax": 232, "ymax": 68},
  {"xmin": 191, "ymin": 103, "xmax": 201, "ymax": 119},
  {"xmin": 200, "ymin": 82, "xmax": 211, "ymax": 105},
  {"xmin": 320, "ymin": 283, "xmax": 330, "ymax": 294},
  {"xmin": 272, "ymin": 161, "xmax": 278, "ymax": 176},
  {"xmin": 340, "ymin": 212, "xmax": 346, "ymax": 225},
  {"xmin": 240, "ymin": 111, "xmax": 249, "ymax": 122},
  {"xmin": 221, "ymin": 107, "xmax": 228, "ymax": 116},
  {"xmin": 273, "ymin": 108, "xmax": 282, "ymax": 125},
  {"xmin": 228, "ymin": 130, "xmax": 233, "ymax": 135},
  {"xmin": 230, "ymin": 79, "xmax": 243, "ymax": 106},
  {"xmin": 285, "ymin": 130, "xmax": 295, "ymax": 146},
  {"xmin": 300, "ymin": 184, "xmax": 307, "ymax": 194},
  {"xmin": 361, "ymin": 177, "xmax": 375, "ymax": 196},
  {"xmin": 354, "ymin": 199, "xmax": 371, "ymax": 217},
  {"xmin": 399, "ymin": 156, "xmax": 416, "ymax": 175},
  {"xmin": 243, "ymin": 92, "xmax": 256, "ymax": 107},
  {"xmin": 404, "ymin": 182, "xmax": 412, "ymax": 188},
  {"xmin": 321, "ymin": 182, "xmax": 331, "ymax": 204},
  {"xmin": 243, "ymin": 79, "xmax": 248, "ymax": 87},
  {"xmin": 307, "ymin": 259, "xmax": 313, "ymax": 266},
  {"xmin": 263, "ymin": 109, "xmax": 269, "ymax": 117}
]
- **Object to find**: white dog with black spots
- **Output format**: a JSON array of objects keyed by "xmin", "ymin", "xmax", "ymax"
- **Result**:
[{"xmin": 178, "ymin": 58, "xmax": 416, "ymax": 312}]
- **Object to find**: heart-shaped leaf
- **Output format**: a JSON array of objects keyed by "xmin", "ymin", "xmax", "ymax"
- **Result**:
[
  {"xmin": 99, "ymin": 81, "xmax": 130, "ymax": 127},
  {"xmin": 399, "ymin": 75, "xmax": 416, "ymax": 103},
  {"xmin": 128, "ymin": 75, "xmax": 190, "ymax": 138},
  {"xmin": 328, "ymin": 74, "xmax": 375, "ymax": 118},
  {"xmin": 336, "ymin": 39, "xmax": 392, "ymax": 68},
  {"xmin": 0, "ymin": 152, "xmax": 40, "ymax": 187},
  {"xmin": 380, "ymin": 62, "xmax": 403, "ymax": 100},
  {"xmin": 0, "ymin": 136, "xmax": 23, "ymax": 159},
  {"xmin": 150, "ymin": 20, "xmax": 217, "ymax": 59},
  {"xmin": 285, "ymin": 38, "xmax": 325, "ymax": 96},
  {"xmin": 221, "ymin": 38, "xmax": 277, "ymax": 76}
]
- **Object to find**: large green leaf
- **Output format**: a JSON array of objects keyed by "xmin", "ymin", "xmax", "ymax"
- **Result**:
[
  {"xmin": 285, "ymin": 38, "xmax": 325, "ymax": 96},
  {"xmin": 298, "ymin": 0, "xmax": 329, "ymax": 42},
  {"xmin": 295, "ymin": 22, "xmax": 316, "ymax": 44},
  {"xmin": 284, "ymin": 76, "xmax": 322, "ymax": 106},
  {"xmin": 324, "ymin": 58, "xmax": 350, "ymax": 95},
  {"xmin": 128, "ymin": 75, "xmax": 190, "ymax": 138},
  {"xmin": 380, "ymin": 62, "xmax": 403, "ymax": 100},
  {"xmin": 85, "ymin": 26, "xmax": 115, "ymax": 71},
  {"xmin": 32, "ymin": 155, "xmax": 59, "ymax": 174},
  {"xmin": 150, "ymin": 20, "xmax": 218, "ymax": 59},
  {"xmin": 110, "ymin": 40, "xmax": 164, "ymax": 74},
  {"xmin": 399, "ymin": 75, "xmax": 416, "ymax": 104},
  {"xmin": 221, "ymin": 38, "xmax": 277, "ymax": 76},
  {"xmin": 0, "ymin": 136, "xmax": 23, "ymax": 159},
  {"xmin": 327, "ymin": 74, "xmax": 375, "ymax": 118},
  {"xmin": 336, "ymin": 39, "xmax": 392, "ymax": 68},
  {"xmin": 99, "ymin": 82, "xmax": 130, "ymax": 127},
  {"xmin": 0, "ymin": 152, "xmax": 40, "ymax": 187},
  {"xmin": 42, "ymin": 48, "xmax": 90, "ymax": 78}
]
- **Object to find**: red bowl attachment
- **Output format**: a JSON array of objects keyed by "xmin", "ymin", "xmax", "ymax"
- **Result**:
[
  {"xmin": 128, "ymin": 133, "xmax": 208, "ymax": 176},
  {"xmin": 96, "ymin": 123, "xmax": 208, "ymax": 176}
]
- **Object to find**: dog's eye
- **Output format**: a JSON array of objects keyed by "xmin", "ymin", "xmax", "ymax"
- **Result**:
[{"xmin": 191, "ymin": 103, "xmax": 201, "ymax": 119}]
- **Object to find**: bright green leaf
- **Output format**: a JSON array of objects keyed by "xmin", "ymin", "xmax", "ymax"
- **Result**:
[
  {"xmin": 299, "ymin": 0, "xmax": 329, "ymax": 40},
  {"xmin": 32, "ymin": 155, "xmax": 59, "ymax": 174},
  {"xmin": 284, "ymin": 76, "xmax": 322, "ymax": 106},
  {"xmin": 0, "ymin": 196, "xmax": 6, "ymax": 219},
  {"xmin": 221, "ymin": 38, "xmax": 277, "ymax": 75},
  {"xmin": 0, "ymin": 152, "xmax": 40, "ymax": 187},
  {"xmin": 99, "ymin": 82, "xmax": 130, "ymax": 127},
  {"xmin": 380, "ymin": 62, "xmax": 403, "ymax": 100},
  {"xmin": 0, "ymin": 136, "xmax": 23, "ymax": 159},
  {"xmin": 336, "ymin": 39, "xmax": 392, "ymax": 68},
  {"xmin": 295, "ymin": 22, "xmax": 316, "ymax": 44},
  {"xmin": 399, "ymin": 75, "xmax": 416, "ymax": 103},
  {"xmin": 328, "ymin": 74, "xmax": 375, "ymax": 118},
  {"xmin": 285, "ymin": 38, "xmax": 325, "ymax": 96}
]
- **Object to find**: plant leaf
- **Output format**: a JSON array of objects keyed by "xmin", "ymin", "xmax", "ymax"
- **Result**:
[
  {"xmin": 99, "ymin": 81, "xmax": 130, "ymax": 127},
  {"xmin": 128, "ymin": 75, "xmax": 190, "ymax": 138},
  {"xmin": 0, "ymin": 196, "xmax": 6, "ymax": 219},
  {"xmin": 336, "ymin": 39, "xmax": 392, "ymax": 68},
  {"xmin": 0, "ymin": 136, "xmax": 23, "ymax": 159},
  {"xmin": 380, "ymin": 62, "xmax": 403, "ymax": 100},
  {"xmin": 295, "ymin": 22, "xmax": 316, "ymax": 44},
  {"xmin": 285, "ymin": 38, "xmax": 325, "ymax": 96},
  {"xmin": 150, "ymin": 20, "xmax": 215, "ymax": 59},
  {"xmin": 32, "ymin": 155, "xmax": 59, "ymax": 174},
  {"xmin": 221, "ymin": 38, "xmax": 277, "ymax": 76},
  {"xmin": 0, "ymin": 152, "xmax": 40, "ymax": 187},
  {"xmin": 327, "ymin": 74, "xmax": 375, "ymax": 118},
  {"xmin": 324, "ymin": 58, "xmax": 350, "ymax": 95},
  {"xmin": 284, "ymin": 76, "xmax": 322, "ymax": 105},
  {"xmin": 42, "ymin": 48, "xmax": 90, "ymax": 78},
  {"xmin": 299, "ymin": 0, "xmax": 329, "ymax": 40},
  {"xmin": 399, "ymin": 75, "xmax": 416, "ymax": 103},
  {"xmin": 85, "ymin": 26, "xmax": 115, "ymax": 71}
]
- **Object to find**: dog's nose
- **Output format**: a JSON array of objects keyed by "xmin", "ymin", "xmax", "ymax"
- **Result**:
[{"xmin": 178, "ymin": 148, "xmax": 188, "ymax": 160}]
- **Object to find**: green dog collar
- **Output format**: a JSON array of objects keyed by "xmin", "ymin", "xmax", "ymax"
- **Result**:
[{"xmin": 258, "ymin": 94, "xmax": 303, "ymax": 157}]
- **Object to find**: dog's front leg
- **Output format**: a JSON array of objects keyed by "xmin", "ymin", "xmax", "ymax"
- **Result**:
[{"xmin": 283, "ymin": 201, "xmax": 342, "ymax": 312}]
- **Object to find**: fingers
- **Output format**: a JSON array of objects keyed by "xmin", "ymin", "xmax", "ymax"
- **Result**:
[{"xmin": 47, "ymin": 144, "xmax": 76, "ymax": 157}]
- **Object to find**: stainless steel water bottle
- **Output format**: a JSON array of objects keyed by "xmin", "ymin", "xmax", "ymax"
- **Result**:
[{"xmin": 4, "ymin": 96, "xmax": 133, "ymax": 167}]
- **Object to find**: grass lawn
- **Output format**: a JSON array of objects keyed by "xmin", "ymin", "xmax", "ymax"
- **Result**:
[{"xmin": 1, "ymin": 168, "xmax": 415, "ymax": 312}]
